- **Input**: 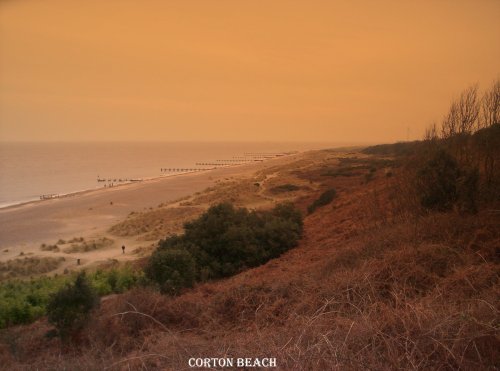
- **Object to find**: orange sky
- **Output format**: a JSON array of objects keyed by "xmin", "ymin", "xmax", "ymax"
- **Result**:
[{"xmin": 0, "ymin": 0, "xmax": 499, "ymax": 143}]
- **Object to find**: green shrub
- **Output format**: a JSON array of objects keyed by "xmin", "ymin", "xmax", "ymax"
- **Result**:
[
  {"xmin": 46, "ymin": 272, "xmax": 99, "ymax": 338},
  {"xmin": 145, "ymin": 248, "xmax": 196, "ymax": 294},
  {"xmin": 0, "ymin": 276, "xmax": 68, "ymax": 328},
  {"xmin": 308, "ymin": 189, "xmax": 337, "ymax": 214},
  {"xmin": 146, "ymin": 202, "xmax": 303, "ymax": 292},
  {"xmin": 272, "ymin": 202, "xmax": 303, "ymax": 230},
  {"xmin": 90, "ymin": 265, "xmax": 143, "ymax": 295},
  {"xmin": 0, "ymin": 265, "xmax": 143, "ymax": 329}
]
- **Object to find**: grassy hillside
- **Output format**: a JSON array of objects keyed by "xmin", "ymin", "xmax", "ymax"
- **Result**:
[{"xmin": 1, "ymin": 140, "xmax": 499, "ymax": 369}]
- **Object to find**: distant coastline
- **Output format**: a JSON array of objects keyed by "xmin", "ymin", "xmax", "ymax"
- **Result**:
[
  {"xmin": 0, "ymin": 148, "xmax": 307, "ymax": 253},
  {"xmin": 0, "ymin": 142, "xmax": 330, "ymax": 211},
  {"xmin": 0, "ymin": 168, "xmax": 208, "ymax": 211},
  {"xmin": 0, "ymin": 160, "xmax": 272, "ymax": 211}
]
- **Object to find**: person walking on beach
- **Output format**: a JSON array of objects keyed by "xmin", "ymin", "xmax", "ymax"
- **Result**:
[{"xmin": 122, "ymin": 245, "xmax": 125, "ymax": 254}]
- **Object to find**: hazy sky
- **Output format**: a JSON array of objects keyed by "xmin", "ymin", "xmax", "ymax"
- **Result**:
[{"xmin": 1, "ymin": 0, "xmax": 499, "ymax": 143}]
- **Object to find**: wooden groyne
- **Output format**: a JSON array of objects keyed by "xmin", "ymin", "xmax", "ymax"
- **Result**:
[
  {"xmin": 94, "ymin": 151, "xmax": 295, "ymax": 185},
  {"xmin": 195, "ymin": 163, "xmax": 231, "ymax": 166},
  {"xmin": 39, "ymin": 194, "xmax": 59, "ymax": 200},
  {"xmin": 216, "ymin": 159, "xmax": 251, "ymax": 163},
  {"xmin": 160, "ymin": 168, "xmax": 210, "ymax": 172},
  {"xmin": 96, "ymin": 177, "xmax": 143, "ymax": 188},
  {"xmin": 244, "ymin": 152, "xmax": 290, "ymax": 156},
  {"xmin": 97, "ymin": 177, "xmax": 132, "ymax": 183},
  {"xmin": 241, "ymin": 152, "xmax": 295, "ymax": 159}
]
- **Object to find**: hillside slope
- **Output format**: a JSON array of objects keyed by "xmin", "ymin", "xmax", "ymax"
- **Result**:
[{"xmin": 1, "ymin": 149, "xmax": 499, "ymax": 370}]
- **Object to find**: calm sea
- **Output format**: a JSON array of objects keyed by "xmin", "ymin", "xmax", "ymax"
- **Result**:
[{"xmin": 0, "ymin": 142, "xmax": 336, "ymax": 208}]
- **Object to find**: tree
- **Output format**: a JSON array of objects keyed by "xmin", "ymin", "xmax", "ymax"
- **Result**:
[
  {"xmin": 441, "ymin": 84, "xmax": 480, "ymax": 138},
  {"xmin": 457, "ymin": 84, "xmax": 480, "ymax": 135},
  {"xmin": 46, "ymin": 272, "xmax": 99, "ymax": 339},
  {"xmin": 441, "ymin": 101, "xmax": 459, "ymax": 139},
  {"xmin": 424, "ymin": 122, "xmax": 439, "ymax": 142},
  {"xmin": 480, "ymin": 79, "xmax": 500, "ymax": 128}
]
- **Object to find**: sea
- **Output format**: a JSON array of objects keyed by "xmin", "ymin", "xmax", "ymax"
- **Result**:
[{"xmin": 0, "ymin": 141, "xmax": 340, "ymax": 208}]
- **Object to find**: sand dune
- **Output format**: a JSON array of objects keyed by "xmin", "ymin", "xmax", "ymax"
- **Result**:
[{"xmin": 0, "ymin": 153, "xmax": 305, "ymax": 273}]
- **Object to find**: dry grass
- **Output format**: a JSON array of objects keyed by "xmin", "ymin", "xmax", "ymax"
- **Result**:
[
  {"xmin": 62, "ymin": 237, "xmax": 114, "ymax": 253},
  {"xmin": 189, "ymin": 177, "xmax": 271, "ymax": 207},
  {"xmin": 108, "ymin": 165, "xmax": 316, "ymax": 243},
  {"xmin": 130, "ymin": 245, "xmax": 156, "ymax": 257},
  {"xmin": 1, "ymin": 149, "xmax": 499, "ymax": 370},
  {"xmin": 109, "ymin": 207, "xmax": 204, "ymax": 241},
  {"xmin": 40, "ymin": 238, "xmax": 84, "ymax": 252},
  {"xmin": 0, "ymin": 256, "xmax": 65, "ymax": 281},
  {"xmin": 39, "ymin": 244, "xmax": 60, "ymax": 252}
]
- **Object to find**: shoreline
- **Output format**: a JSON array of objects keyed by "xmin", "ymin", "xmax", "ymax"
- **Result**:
[
  {"xmin": 0, "ymin": 168, "xmax": 213, "ymax": 212},
  {"xmin": 0, "ymin": 160, "xmax": 275, "ymax": 212},
  {"xmin": 0, "ymin": 151, "xmax": 305, "ymax": 251}
]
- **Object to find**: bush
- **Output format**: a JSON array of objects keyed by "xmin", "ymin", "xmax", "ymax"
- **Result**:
[
  {"xmin": 416, "ymin": 149, "xmax": 460, "ymax": 211},
  {"xmin": 308, "ymin": 189, "xmax": 336, "ymax": 214},
  {"xmin": 145, "ymin": 202, "xmax": 303, "ymax": 292},
  {"xmin": 0, "ymin": 276, "xmax": 68, "ymax": 328},
  {"xmin": 457, "ymin": 166, "xmax": 479, "ymax": 213},
  {"xmin": 272, "ymin": 202, "xmax": 303, "ymax": 231},
  {"xmin": 62, "ymin": 237, "xmax": 114, "ymax": 253},
  {"xmin": 362, "ymin": 141, "xmax": 424, "ymax": 156},
  {"xmin": 46, "ymin": 272, "xmax": 99, "ymax": 338},
  {"xmin": 145, "ymin": 248, "xmax": 196, "ymax": 294},
  {"xmin": 415, "ymin": 149, "xmax": 479, "ymax": 213},
  {"xmin": 0, "ymin": 265, "xmax": 143, "ymax": 329},
  {"xmin": 270, "ymin": 184, "xmax": 301, "ymax": 193},
  {"xmin": 90, "ymin": 265, "xmax": 143, "ymax": 295}
]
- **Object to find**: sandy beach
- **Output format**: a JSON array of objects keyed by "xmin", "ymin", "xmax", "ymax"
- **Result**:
[{"xmin": 0, "ymin": 153, "xmax": 305, "ymax": 272}]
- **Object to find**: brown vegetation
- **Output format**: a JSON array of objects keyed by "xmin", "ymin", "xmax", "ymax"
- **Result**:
[
  {"xmin": 0, "ymin": 256, "xmax": 65, "ymax": 281},
  {"xmin": 61, "ymin": 237, "xmax": 114, "ymax": 254},
  {"xmin": 109, "ymin": 207, "xmax": 204, "ymax": 241},
  {"xmin": 1, "ymin": 145, "xmax": 498, "ymax": 369},
  {"xmin": 1, "ymin": 86, "xmax": 499, "ymax": 368}
]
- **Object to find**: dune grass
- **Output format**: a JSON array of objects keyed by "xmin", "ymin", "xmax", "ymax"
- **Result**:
[
  {"xmin": 109, "ymin": 207, "xmax": 204, "ymax": 241},
  {"xmin": 0, "ymin": 256, "xmax": 65, "ymax": 281},
  {"xmin": 62, "ymin": 237, "xmax": 114, "ymax": 253}
]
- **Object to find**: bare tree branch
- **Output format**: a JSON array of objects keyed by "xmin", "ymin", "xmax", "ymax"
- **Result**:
[{"xmin": 480, "ymin": 79, "xmax": 500, "ymax": 128}]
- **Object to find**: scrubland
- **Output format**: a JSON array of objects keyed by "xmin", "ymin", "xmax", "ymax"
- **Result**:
[
  {"xmin": 1, "ymin": 126, "xmax": 498, "ymax": 370},
  {"xmin": 1, "ymin": 80, "xmax": 499, "ymax": 369}
]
